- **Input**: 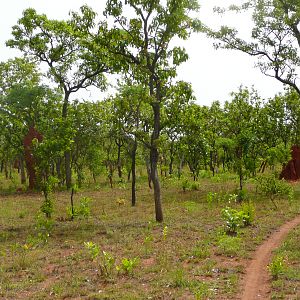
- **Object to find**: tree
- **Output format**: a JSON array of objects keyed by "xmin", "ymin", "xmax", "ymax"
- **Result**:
[
  {"xmin": 0, "ymin": 57, "xmax": 42, "ymax": 187},
  {"xmin": 224, "ymin": 87, "xmax": 260, "ymax": 196},
  {"xmin": 207, "ymin": 0, "xmax": 300, "ymax": 97},
  {"xmin": 7, "ymin": 6, "xmax": 114, "ymax": 188},
  {"xmin": 105, "ymin": 0, "xmax": 201, "ymax": 222}
]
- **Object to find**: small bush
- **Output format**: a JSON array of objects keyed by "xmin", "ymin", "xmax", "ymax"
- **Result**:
[
  {"xmin": 116, "ymin": 257, "xmax": 139, "ymax": 275},
  {"xmin": 256, "ymin": 174, "xmax": 294, "ymax": 208},
  {"xmin": 67, "ymin": 197, "xmax": 91, "ymax": 219},
  {"xmin": 268, "ymin": 255, "xmax": 285, "ymax": 280}
]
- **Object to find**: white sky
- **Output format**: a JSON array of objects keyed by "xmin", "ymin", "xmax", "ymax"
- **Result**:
[{"xmin": 0, "ymin": 0, "xmax": 284, "ymax": 105}]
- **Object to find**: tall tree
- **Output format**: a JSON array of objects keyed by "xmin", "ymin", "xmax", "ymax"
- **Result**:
[
  {"xmin": 207, "ymin": 0, "xmax": 300, "ymax": 97},
  {"xmin": 7, "ymin": 6, "xmax": 114, "ymax": 188},
  {"xmin": 105, "ymin": 0, "xmax": 201, "ymax": 222}
]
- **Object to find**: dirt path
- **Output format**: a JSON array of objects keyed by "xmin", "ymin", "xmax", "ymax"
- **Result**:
[{"xmin": 241, "ymin": 214, "xmax": 300, "ymax": 299}]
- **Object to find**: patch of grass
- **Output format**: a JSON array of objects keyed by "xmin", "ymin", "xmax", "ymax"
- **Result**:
[
  {"xmin": 0, "ymin": 171, "xmax": 300, "ymax": 299},
  {"xmin": 270, "ymin": 226, "xmax": 300, "ymax": 299}
]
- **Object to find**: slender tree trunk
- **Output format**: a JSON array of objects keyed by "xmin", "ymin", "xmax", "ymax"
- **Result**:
[
  {"xmin": 9, "ymin": 161, "xmax": 12, "ymax": 179},
  {"xmin": 56, "ymin": 158, "xmax": 62, "ymax": 185},
  {"xmin": 150, "ymin": 103, "xmax": 163, "ymax": 222},
  {"xmin": 131, "ymin": 139, "xmax": 137, "ymax": 206},
  {"xmin": 19, "ymin": 155, "xmax": 26, "ymax": 185},
  {"xmin": 65, "ymin": 151, "xmax": 72, "ymax": 189},
  {"xmin": 62, "ymin": 92, "xmax": 72, "ymax": 189},
  {"xmin": 210, "ymin": 151, "xmax": 215, "ymax": 177},
  {"xmin": 116, "ymin": 140, "xmax": 122, "ymax": 179},
  {"xmin": 5, "ymin": 161, "xmax": 8, "ymax": 179},
  {"xmin": 177, "ymin": 154, "xmax": 184, "ymax": 179},
  {"xmin": 145, "ymin": 157, "xmax": 152, "ymax": 189},
  {"xmin": 70, "ymin": 187, "xmax": 75, "ymax": 220},
  {"xmin": 169, "ymin": 141, "xmax": 174, "ymax": 175}
]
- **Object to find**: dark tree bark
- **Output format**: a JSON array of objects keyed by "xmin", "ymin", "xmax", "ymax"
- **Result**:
[
  {"xmin": 62, "ymin": 93, "xmax": 72, "ymax": 189},
  {"xmin": 150, "ymin": 102, "xmax": 163, "ymax": 222},
  {"xmin": 131, "ymin": 139, "xmax": 137, "ymax": 206}
]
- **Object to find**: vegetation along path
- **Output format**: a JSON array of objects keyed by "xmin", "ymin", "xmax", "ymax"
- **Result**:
[{"xmin": 241, "ymin": 214, "xmax": 300, "ymax": 299}]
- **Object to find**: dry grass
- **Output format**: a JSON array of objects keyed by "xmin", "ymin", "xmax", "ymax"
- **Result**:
[{"xmin": 0, "ymin": 173, "xmax": 300, "ymax": 299}]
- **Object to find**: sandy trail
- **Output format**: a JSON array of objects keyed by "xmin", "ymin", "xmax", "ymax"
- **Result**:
[{"xmin": 241, "ymin": 214, "xmax": 300, "ymax": 299}]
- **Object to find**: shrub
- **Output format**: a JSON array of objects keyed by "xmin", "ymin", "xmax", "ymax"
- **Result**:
[
  {"xmin": 67, "ymin": 196, "xmax": 91, "ymax": 219},
  {"xmin": 116, "ymin": 257, "xmax": 139, "ymax": 275},
  {"xmin": 268, "ymin": 255, "xmax": 285, "ymax": 280},
  {"xmin": 221, "ymin": 207, "xmax": 241, "ymax": 234},
  {"xmin": 221, "ymin": 203, "xmax": 255, "ymax": 234},
  {"xmin": 256, "ymin": 174, "xmax": 294, "ymax": 208}
]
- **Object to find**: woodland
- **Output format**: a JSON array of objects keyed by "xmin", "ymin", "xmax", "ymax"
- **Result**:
[{"xmin": 1, "ymin": 1, "xmax": 300, "ymax": 299}]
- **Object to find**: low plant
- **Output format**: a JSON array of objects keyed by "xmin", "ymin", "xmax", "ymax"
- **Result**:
[
  {"xmin": 143, "ymin": 235, "xmax": 153, "ymax": 255},
  {"xmin": 170, "ymin": 268, "xmax": 189, "ymax": 288},
  {"xmin": 84, "ymin": 241, "xmax": 100, "ymax": 260},
  {"xmin": 84, "ymin": 242, "xmax": 115, "ymax": 278},
  {"xmin": 181, "ymin": 178, "xmax": 190, "ymax": 192},
  {"xmin": 116, "ymin": 257, "xmax": 139, "ymax": 275},
  {"xmin": 240, "ymin": 201, "xmax": 255, "ymax": 226},
  {"xmin": 67, "ymin": 196, "xmax": 91, "ymax": 219},
  {"xmin": 221, "ymin": 207, "xmax": 241, "ymax": 234},
  {"xmin": 34, "ymin": 213, "xmax": 54, "ymax": 244},
  {"xmin": 162, "ymin": 225, "xmax": 168, "ymax": 240},
  {"xmin": 207, "ymin": 192, "xmax": 218, "ymax": 205},
  {"xmin": 222, "ymin": 203, "xmax": 255, "ymax": 234},
  {"xmin": 268, "ymin": 255, "xmax": 285, "ymax": 280}
]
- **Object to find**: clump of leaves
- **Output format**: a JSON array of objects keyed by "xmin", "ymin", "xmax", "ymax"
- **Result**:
[
  {"xmin": 84, "ymin": 242, "xmax": 115, "ymax": 279},
  {"xmin": 116, "ymin": 257, "xmax": 139, "ymax": 275},
  {"xmin": 26, "ymin": 213, "xmax": 54, "ymax": 247},
  {"xmin": 84, "ymin": 241, "xmax": 100, "ymax": 260},
  {"xmin": 67, "ymin": 197, "xmax": 91, "ymax": 219},
  {"xmin": 40, "ymin": 176, "xmax": 58, "ymax": 218},
  {"xmin": 240, "ymin": 201, "xmax": 255, "ymax": 226},
  {"xmin": 207, "ymin": 192, "xmax": 218, "ymax": 205},
  {"xmin": 221, "ymin": 203, "xmax": 255, "ymax": 234},
  {"xmin": 256, "ymin": 174, "xmax": 294, "ymax": 208}
]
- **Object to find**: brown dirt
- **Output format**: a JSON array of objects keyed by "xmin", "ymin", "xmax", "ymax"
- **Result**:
[{"xmin": 241, "ymin": 214, "xmax": 300, "ymax": 299}]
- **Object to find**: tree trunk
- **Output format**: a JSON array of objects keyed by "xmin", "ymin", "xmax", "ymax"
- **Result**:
[
  {"xmin": 145, "ymin": 157, "xmax": 152, "ymax": 189},
  {"xmin": 150, "ymin": 103, "xmax": 163, "ymax": 222},
  {"xmin": 177, "ymin": 154, "xmax": 184, "ymax": 179},
  {"xmin": 56, "ymin": 158, "xmax": 62, "ymax": 185},
  {"xmin": 19, "ymin": 155, "xmax": 26, "ymax": 185},
  {"xmin": 116, "ymin": 140, "xmax": 122, "ymax": 179},
  {"xmin": 65, "ymin": 151, "xmax": 72, "ymax": 189},
  {"xmin": 62, "ymin": 92, "xmax": 72, "ymax": 189},
  {"xmin": 131, "ymin": 139, "xmax": 137, "ymax": 206},
  {"xmin": 169, "ymin": 141, "xmax": 174, "ymax": 175}
]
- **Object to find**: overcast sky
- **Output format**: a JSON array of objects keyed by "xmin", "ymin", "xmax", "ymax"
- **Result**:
[{"xmin": 0, "ymin": 0, "xmax": 284, "ymax": 105}]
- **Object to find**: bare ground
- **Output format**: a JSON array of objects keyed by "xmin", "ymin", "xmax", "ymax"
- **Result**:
[{"xmin": 241, "ymin": 214, "xmax": 300, "ymax": 299}]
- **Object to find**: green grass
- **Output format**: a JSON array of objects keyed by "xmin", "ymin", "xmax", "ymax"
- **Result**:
[
  {"xmin": 270, "ymin": 226, "xmax": 300, "ymax": 299},
  {"xmin": 0, "ymin": 172, "xmax": 300, "ymax": 299}
]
